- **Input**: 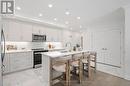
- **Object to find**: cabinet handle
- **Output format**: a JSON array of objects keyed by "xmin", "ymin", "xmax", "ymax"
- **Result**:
[{"xmin": 2, "ymin": 64, "xmax": 5, "ymax": 72}]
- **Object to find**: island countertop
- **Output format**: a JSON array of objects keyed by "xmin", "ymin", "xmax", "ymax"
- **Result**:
[{"xmin": 41, "ymin": 50, "xmax": 89, "ymax": 58}]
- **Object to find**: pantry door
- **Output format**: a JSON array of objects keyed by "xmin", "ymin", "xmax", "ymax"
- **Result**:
[{"xmin": 93, "ymin": 29, "xmax": 121, "ymax": 67}]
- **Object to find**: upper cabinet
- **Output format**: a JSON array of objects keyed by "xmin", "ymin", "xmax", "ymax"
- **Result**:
[
  {"xmin": 62, "ymin": 30, "xmax": 81, "ymax": 46},
  {"xmin": 8, "ymin": 21, "xmax": 22, "ymax": 41},
  {"xmin": 2, "ymin": 19, "xmax": 79, "ymax": 43},
  {"xmin": 21, "ymin": 23, "xmax": 32, "ymax": 41},
  {"xmin": 45, "ymin": 27, "xmax": 62, "ymax": 42},
  {"xmin": 32, "ymin": 25, "xmax": 46, "ymax": 35},
  {"xmin": 3, "ymin": 20, "xmax": 33, "ymax": 42}
]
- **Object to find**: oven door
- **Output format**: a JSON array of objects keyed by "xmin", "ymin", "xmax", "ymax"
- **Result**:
[{"xmin": 34, "ymin": 53, "xmax": 42, "ymax": 68}]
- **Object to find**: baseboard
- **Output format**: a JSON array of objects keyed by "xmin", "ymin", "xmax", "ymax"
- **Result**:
[{"xmin": 97, "ymin": 63, "xmax": 124, "ymax": 79}]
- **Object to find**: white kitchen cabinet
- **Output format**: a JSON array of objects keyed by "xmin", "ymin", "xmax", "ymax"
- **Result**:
[
  {"xmin": 62, "ymin": 30, "xmax": 73, "ymax": 45},
  {"xmin": 4, "ymin": 51, "xmax": 33, "ymax": 73},
  {"xmin": 21, "ymin": 23, "xmax": 32, "ymax": 41},
  {"xmin": 3, "ymin": 20, "xmax": 33, "ymax": 41},
  {"xmin": 3, "ymin": 54, "xmax": 10, "ymax": 74},
  {"xmin": 8, "ymin": 21, "xmax": 22, "ymax": 41},
  {"xmin": 39, "ymin": 26, "xmax": 46, "ymax": 35},
  {"xmin": 32, "ymin": 25, "xmax": 46, "ymax": 35},
  {"xmin": 93, "ymin": 30, "xmax": 121, "ymax": 67},
  {"xmin": 46, "ymin": 28, "xmax": 54, "ymax": 41},
  {"xmin": 72, "ymin": 32, "xmax": 81, "ymax": 46},
  {"xmin": 32, "ymin": 25, "xmax": 40, "ymax": 34}
]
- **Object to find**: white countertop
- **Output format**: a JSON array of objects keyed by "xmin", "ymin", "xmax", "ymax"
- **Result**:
[
  {"xmin": 42, "ymin": 50, "xmax": 88, "ymax": 58},
  {"xmin": 5, "ymin": 50, "xmax": 32, "ymax": 53},
  {"xmin": 47, "ymin": 48, "xmax": 65, "ymax": 51}
]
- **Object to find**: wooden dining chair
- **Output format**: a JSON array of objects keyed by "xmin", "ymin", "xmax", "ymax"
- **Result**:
[
  {"xmin": 89, "ymin": 51, "xmax": 97, "ymax": 72},
  {"xmin": 82, "ymin": 52, "xmax": 90, "ymax": 77},
  {"xmin": 51, "ymin": 55, "xmax": 72, "ymax": 86},
  {"xmin": 71, "ymin": 53, "xmax": 83, "ymax": 83}
]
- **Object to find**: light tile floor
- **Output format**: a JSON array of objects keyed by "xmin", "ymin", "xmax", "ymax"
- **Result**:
[
  {"xmin": 3, "ymin": 68, "xmax": 44, "ymax": 86},
  {"xmin": 3, "ymin": 68, "xmax": 130, "ymax": 86}
]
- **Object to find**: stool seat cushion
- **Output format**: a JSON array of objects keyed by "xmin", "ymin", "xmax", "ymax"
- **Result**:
[
  {"xmin": 82, "ymin": 59, "xmax": 88, "ymax": 64},
  {"xmin": 53, "ymin": 64, "xmax": 66, "ymax": 72},
  {"xmin": 90, "ymin": 61, "xmax": 95, "ymax": 67},
  {"xmin": 71, "ymin": 61, "xmax": 79, "ymax": 67}
]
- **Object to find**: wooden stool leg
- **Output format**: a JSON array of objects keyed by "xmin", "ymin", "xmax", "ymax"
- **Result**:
[
  {"xmin": 65, "ymin": 62, "xmax": 68, "ymax": 86},
  {"xmin": 79, "ymin": 59, "xmax": 83, "ymax": 84},
  {"xmin": 65, "ymin": 60, "xmax": 70, "ymax": 86},
  {"xmin": 68, "ymin": 60, "xmax": 71, "ymax": 86},
  {"xmin": 88, "ymin": 57, "xmax": 91, "ymax": 80}
]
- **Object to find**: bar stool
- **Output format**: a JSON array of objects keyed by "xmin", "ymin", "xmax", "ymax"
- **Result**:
[
  {"xmin": 89, "ymin": 51, "xmax": 97, "ymax": 72},
  {"xmin": 51, "ymin": 55, "xmax": 72, "ymax": 86},
  {"xmin": 82, "ymin": 52, "xmax": 90, "ymax": 77},
  {"xmin": 71, "ymin": 53, "xmax": 83, "ymax": 83}
]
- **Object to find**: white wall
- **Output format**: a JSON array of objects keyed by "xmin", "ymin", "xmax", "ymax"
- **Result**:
[
  {"xmin": 124, "ymin": 4, "xmax": 130, "ymax": 80},
  {"xmin": 83, "ymin": 8, "xmax": 125, "ymax": 78}
]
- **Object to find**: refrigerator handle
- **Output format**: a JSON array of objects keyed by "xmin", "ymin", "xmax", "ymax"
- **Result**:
[{"xmin": 1, "ymin": 27, "xmax": 6, "ymax": 63}]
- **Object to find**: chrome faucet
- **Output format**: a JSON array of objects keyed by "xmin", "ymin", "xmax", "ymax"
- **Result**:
[
  {"xmin": 65, "ymin": 42, "xmax": 72, "ymax": 47},
  {"xmin": 65, "ymin": 42, "xmax": 72, "ymax": 51}
]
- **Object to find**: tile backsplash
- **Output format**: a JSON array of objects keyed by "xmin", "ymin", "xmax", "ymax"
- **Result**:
[{"xmin": 5, "ymin": 42, "xmax": 64, "ymax": 50}]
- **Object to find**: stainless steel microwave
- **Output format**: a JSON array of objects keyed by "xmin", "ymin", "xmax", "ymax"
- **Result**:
[{"xmin": 32, "ymin": 34, "xmax": 46, "ymax": 42}]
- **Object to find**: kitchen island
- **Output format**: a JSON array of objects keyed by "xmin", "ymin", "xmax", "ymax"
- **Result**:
[{"xmin": 41, "ymin": 50, "xmax": 91, "ymax": 86}]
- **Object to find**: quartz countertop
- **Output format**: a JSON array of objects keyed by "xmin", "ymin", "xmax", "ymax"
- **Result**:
[
  {"xmin": 42, "ymin": 50, "xmax": 88, "ymax": 58},
  {"xmin": 47, "ymin": 48, "xmax": 65, "ymax": 51},
  {"xmin": 5, "ymin": 50, "xmax": 32, "ymax": 53}
]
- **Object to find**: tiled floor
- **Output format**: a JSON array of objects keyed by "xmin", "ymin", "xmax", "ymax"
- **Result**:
[{"xmin": 3, "ymin": 68, "xmax": 130, "ymax": 86}]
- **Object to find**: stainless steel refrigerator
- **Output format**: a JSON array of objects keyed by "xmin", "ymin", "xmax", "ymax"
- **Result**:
[{"xmin": 0, "ymin": 17, "xmax": 5, "ymax": 86}]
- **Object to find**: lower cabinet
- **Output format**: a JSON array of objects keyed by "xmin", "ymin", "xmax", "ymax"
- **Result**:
[{"xmin": 3, "ymin": 51, "xmax": 33, "ymax": 74}]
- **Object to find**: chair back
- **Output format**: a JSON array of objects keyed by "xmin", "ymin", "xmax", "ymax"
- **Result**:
[
  {"xmin": 52, "ymin": 55, "xmax": 72, "ymax": 65},
  {"xmin": 72, "ymin": 53, "xmax": 83, "ymax": 61},
  {"xmin": 89, "ymin": 51, "xmax": 97, "ymax": 60},
  {"xmin": 83, "ymin": 52, "xmax": 90, "ymax": 59}
]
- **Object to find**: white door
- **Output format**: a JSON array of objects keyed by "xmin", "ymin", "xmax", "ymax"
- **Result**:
[{"xmin": 93, "ymin": 30, "xmax": 121, "ymax": 67}]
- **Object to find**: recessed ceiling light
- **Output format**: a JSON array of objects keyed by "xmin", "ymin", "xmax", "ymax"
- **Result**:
[
  {"xmin": 54, "ymin": 18, "xmax": 57, "ymax": 21},
  {"xmin": 77, "ymin": 17, "xmax": 81, "ymax": 19},
  {"xmin": 65, "ymin": 21, "xmax": 69, "ymax": 24},
  {"xmin": 39, "ymin": 13, "xmax": 43, "ymax": 17},
  {"xmin": 16, "ymin": 6, "xmax": 21, "ymax": 10},
  {"xmin": 65, "ymin": 11, "xmax": 70, "ymax": 15},
  {"xmin": 80, "ymin": 25, "xmax": 82, "ymax": 28},
  {"xmin": 48, "ymin": 4, "xmax": 53, "ymax": 8}
]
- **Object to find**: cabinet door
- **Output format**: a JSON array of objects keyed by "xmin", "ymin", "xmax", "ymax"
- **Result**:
[
  {"xmin": 21, "ymin": 52, "xmax": 33, "ymax": 68},
  {"xmin": 39, "ymin": 26, "xmax": 46, "ymax": 35},
  {"xmin": 93, "ymin": 30, "xmax": 121, "ymax": 67},
  {"xmin": 10, "ymin": 53, "xmax": 23, "ymax": 72},
  {"xmin": 21, "ymin": 23, "xmax": 32, "ymax": 41},
  {"xmin": 46, "ymin": 28, "xmax": 53, "ymax": 41},
  {"xmin": 72, "ymin": 32, "xmax": 81, "ymax": 45},
  {"xmin": 46, "ymin": 28, "xmax": 60, "ymax": 42},
  {"xmin": 10, "ymin": 52, "xmax": 33, "ymax": 72},
  {"xmin": 3, "ymin": 54, "xmax": 10, "ymax": 74},
  {"xmin": 32, "ymin": 25, "xmax": 41, "ymax": 34},
  {"xmin": 8, "ymin": 21, "xmax": 22, "ymax": 41},
  {"xmin": 62, "ymin": 30, "xmax": 72, "ymax": 46}
]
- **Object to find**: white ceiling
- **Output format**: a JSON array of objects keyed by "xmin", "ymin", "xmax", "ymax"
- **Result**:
[{"xmin": 15, "ymin": 0, "xmax": 130, "ymax": 31}]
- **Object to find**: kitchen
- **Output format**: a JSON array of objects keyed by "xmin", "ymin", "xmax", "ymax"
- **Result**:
[{"xmin": 1, "ymin": 0, "xmax": 130, "ymax": 86}]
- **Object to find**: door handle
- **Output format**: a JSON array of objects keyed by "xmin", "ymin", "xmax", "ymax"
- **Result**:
[{"xmin": 2, "ymin": 64, "xmax": 5, "ymax": 72}]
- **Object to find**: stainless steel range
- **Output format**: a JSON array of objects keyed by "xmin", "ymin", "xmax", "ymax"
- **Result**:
[{"xmin": 32, "ymin": 48, "xmax": 48, "ymax": 68}]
